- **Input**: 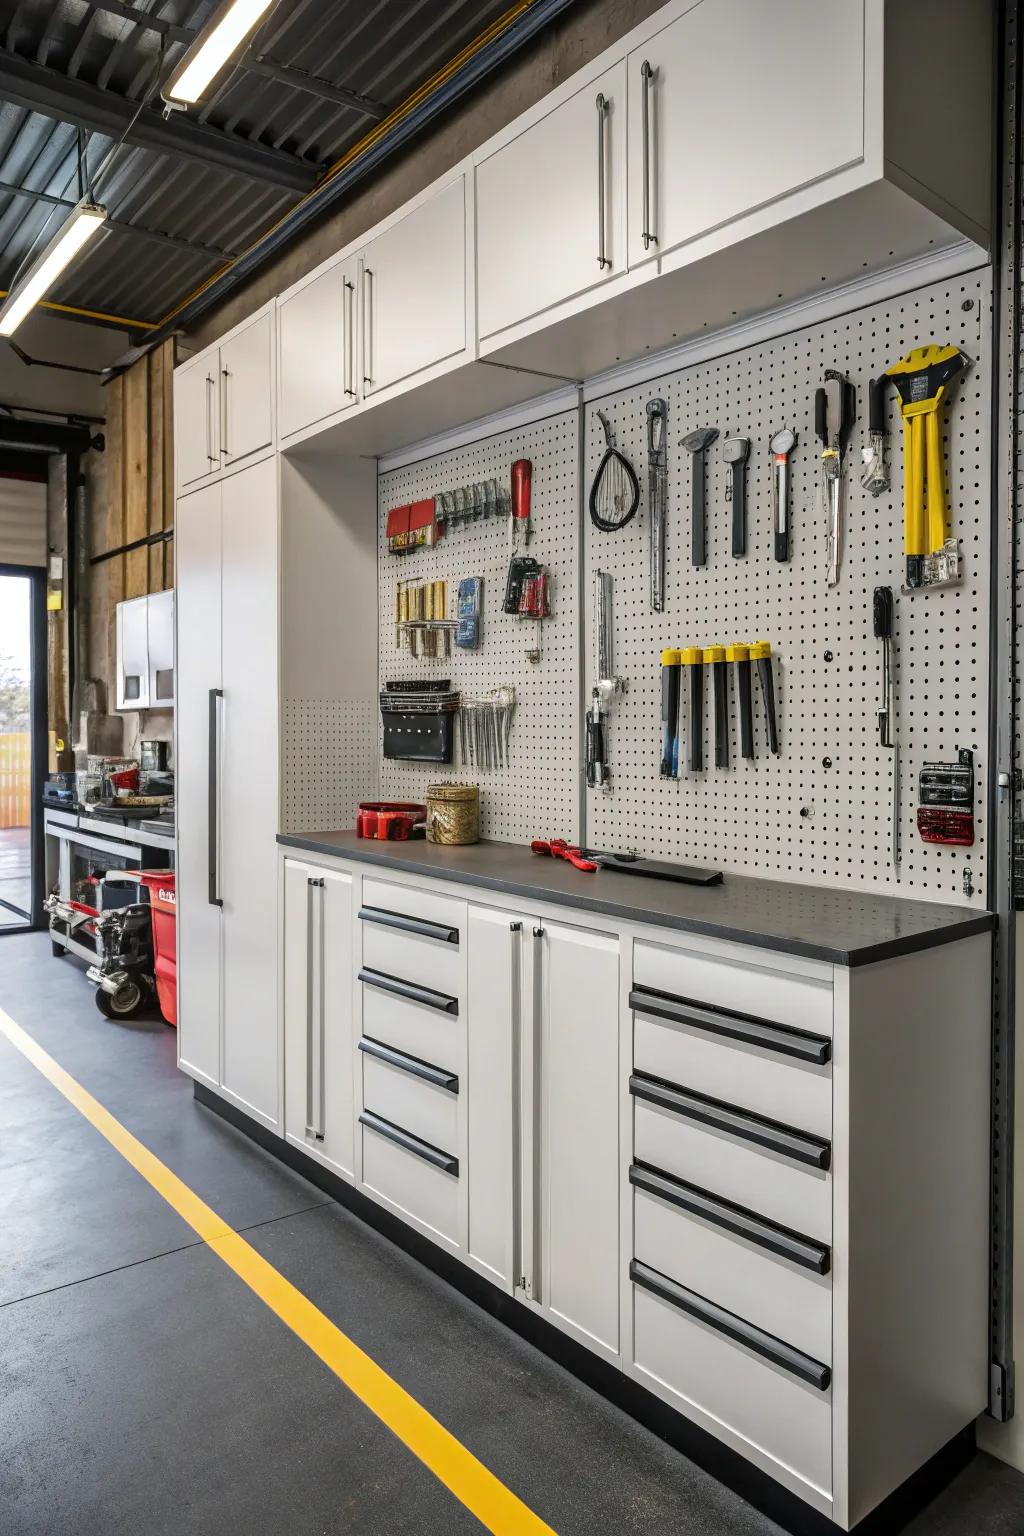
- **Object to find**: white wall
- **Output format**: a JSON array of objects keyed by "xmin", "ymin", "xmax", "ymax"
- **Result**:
[{"xmin": 0, "ymin": 312, "xmax": 128, "ymax": 420}]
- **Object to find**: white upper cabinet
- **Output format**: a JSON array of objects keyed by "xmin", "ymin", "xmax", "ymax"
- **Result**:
[
  {"xmin": 361, "ymin": 176, "xmax": 467, "ymax": 396},
  {"xmin": 175, "ymin": 353, "xmax": 220, "ymax": 489},
  {"xmin": 278, "ymin": 257, "xmax": 359, "ymax": 440},
  {"xmin": 220, "ymin": 310, "xmax": 273, "ymax": 466},
  {"xmin": 476, "ymin": 60, "xmax": 627, "ymax": 340},
  {"xmin": 626, "ymin": 0, "xmax": 864, "ymax": 269}
]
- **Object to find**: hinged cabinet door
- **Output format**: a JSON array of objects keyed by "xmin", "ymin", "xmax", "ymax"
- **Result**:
[
  {"xmin": 220, "ymin": 311, "xmax": 273, "ymax": 466},
  {"xmin": 278, "ymin": 261, "xmax": 359, "ymax": 439},
  {"xmin": 476, "ymin": 60, "xmax": 627, "ymax": 340},
  {"xmin": 175, "ymin": 355, "xmax": 220, "ymax": 489},
  {"xmin": 627, "ymin": 0, "xmax": 864, "ymax": 269},
  {"xmin": 362, "ymin": 177, "xmax": 466, "ymax": 396}
]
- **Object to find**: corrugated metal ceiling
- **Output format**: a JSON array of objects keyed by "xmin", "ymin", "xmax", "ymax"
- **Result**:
[{"xmin": 0, "ymin": 0, "xmax": 521, "ymax": 328}]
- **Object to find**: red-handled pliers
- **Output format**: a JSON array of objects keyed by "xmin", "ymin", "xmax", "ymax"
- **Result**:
[{"xmin": 530, "ymin": 837, "xmax": 597, "ymax": 873}]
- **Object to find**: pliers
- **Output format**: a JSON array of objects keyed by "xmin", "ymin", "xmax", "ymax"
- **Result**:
[{"xmin": 530, "ymin": 838, "xmax": 597, "ymax": 873}]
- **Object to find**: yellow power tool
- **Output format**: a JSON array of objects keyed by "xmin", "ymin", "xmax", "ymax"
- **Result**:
[{"xmin": 884, "ymin": 344, "xmax": 969, "ymax": 588}]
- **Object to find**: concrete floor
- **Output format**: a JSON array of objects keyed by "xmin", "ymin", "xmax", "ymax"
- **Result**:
[{"xmin": 0, "ymin": 929, "xmax": 1022, "ymax": 1536}]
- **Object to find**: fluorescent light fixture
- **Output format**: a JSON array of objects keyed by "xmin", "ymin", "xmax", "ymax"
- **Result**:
[
  {"xmin": 163, "ymin": 0, "xmax": 277, "ymax": 106},
  {"xmin": 0, "ymin": 202, "xmax": 107, "ymax": 337}
]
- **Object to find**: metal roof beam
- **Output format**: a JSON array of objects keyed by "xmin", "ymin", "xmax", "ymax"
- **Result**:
[
  {"xmin": 76, "ymin": 0, "xmax": 195, "ymax": 45},
  {"xmin": 0, "ymin": 49, "xmax": 319, "ymax": 191},
  {"xmin": 241, "ymin": 52, "xmax": 387, "ymax": 120},
  {"xmin": 0, "ymin": 177, "xmax": 236, "ymax": 258}
]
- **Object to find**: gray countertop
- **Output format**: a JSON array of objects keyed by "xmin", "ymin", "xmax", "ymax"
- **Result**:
[{"xmin": 277, "ymin": 830, "xmax": 994, "ymax": 967}]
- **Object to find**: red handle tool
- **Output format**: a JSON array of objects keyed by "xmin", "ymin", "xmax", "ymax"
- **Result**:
[
  {"xmin": 511, "ymin": 458, "xmax": 532, "ymax": 549},
  {"xmin": 531, "ymin": 837, "xmax": 597, "ymax": 873}
]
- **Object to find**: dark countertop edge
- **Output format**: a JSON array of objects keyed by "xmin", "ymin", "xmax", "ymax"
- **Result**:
[{"xmin": 276, "ymin": 834, "xmax": 996, "ymax": 967}]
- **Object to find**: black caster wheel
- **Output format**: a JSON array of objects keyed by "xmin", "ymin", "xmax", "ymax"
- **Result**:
[
  {"xmin": 95, "ymin": 979, "xmax": 146, "ymax": 1020},
  {"xmin": 51, "ymin": 940, "xmax": 65, "ymax": 958}
]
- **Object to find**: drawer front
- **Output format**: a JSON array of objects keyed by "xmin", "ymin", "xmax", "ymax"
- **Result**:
[
  {"xmin": 634, "ymin": 938, "xmax": 833, "ymax": 1037},
  {"xmin": 632, "ymin": 1277, "xmax": 832, "ymax": 1497},
  {"xmin": 634, "ymin": 1183, "xmax": 831, "ymax": 1364},
  {"xmin": 361, "ymin": 1046, "xmax": 458, "ymax": 1155},
  {"xmin": 360, "ymin": 972, "xmax": 462, "ymax": 1073},
  {"xmin": 634, "ymin": 1012, "xmax": 831, "ymax": 1138},
  {"xmin": 361, "ymin": 1117, "xmax": 459, "ymax": 1245},
  {"xmin": 633, "ymin": 1095, "xmax": 831, "ymax": 1243},
  {"xmin": 362, "ymin": 876, "xmax": 465, "ymax": 937},
  {"xmin": 361, "ymin": 907, "xmax": 462, "ymax": 998}
]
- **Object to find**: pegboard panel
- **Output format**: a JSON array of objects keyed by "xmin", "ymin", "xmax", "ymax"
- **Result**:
[
  {"xmin": 377, "ymin": 410, "xmax": 580, "ymax": 845},
  {"xmin": 584, "ymin": 271, "xmax": 991, "ymax": 906},
  {"xmin": 281, "ymin": 699, "xmax": 379, "ymax": 835}
]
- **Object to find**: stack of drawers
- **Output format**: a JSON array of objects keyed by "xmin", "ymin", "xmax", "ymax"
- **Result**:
[
  {"xmin": 628, "ymin": 940, "xmax": 835, "ymax": 1496},
  {"xmin": 357, "ymin": 878, "xmax": 467, "ymax": 1247}
]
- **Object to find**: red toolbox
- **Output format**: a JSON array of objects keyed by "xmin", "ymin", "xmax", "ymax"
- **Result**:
[{"xmin": 137, "ymin": 871, "xmax": 177, "ymax": 1027}]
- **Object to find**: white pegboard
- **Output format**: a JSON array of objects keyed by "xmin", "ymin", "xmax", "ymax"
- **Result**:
[
  {"xmin": 377, "ymin": 410, "xmax": 580, "ymax": 845},
  {"xmin": 583, "ymin": 271, "xmax": 991, "ymax": 906},
  {"xmin": 282, "ymin": 699, "xmax": 380, "ymax": 836}
]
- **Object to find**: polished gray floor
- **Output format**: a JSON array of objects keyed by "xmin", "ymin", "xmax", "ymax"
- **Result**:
[{"xmin": 0, "ymin": 930, "xmax": 1022, "ymax": 1535}]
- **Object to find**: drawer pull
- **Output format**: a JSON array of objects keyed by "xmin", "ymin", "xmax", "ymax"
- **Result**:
[
  {"xmin": 359, "ymin": 905, "xmax": 459, "ymax": 945},
  {"xmin": 630, "ymin": 986, "xmax": 831, "ymax": 1065},
  {"xmin": 630, "ymin": 1259, "xmax": 831, "ymax": 1391},
  {"xmin": 631, "ymin": 1162, "xmax": 830, "ymax": 1275},
  {"xmin": 359, "ymin": 1110, "xmax": 458, "ymax": 1175},
  {"xmin": 359, "ymin": 967, "xmax": 459, "ymax": 1015},
  {"xmin": 630, "ymin": 1073, "xmax": 831, "ymax": 1171},
  {"xmin": 359, "ymin": 1036, "xmax": 458, "ymax": 1093}
]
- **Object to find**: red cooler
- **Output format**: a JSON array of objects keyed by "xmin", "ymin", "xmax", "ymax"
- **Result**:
[{"xmin": 138, "ymin": 871, "xmax": 177, "ymax": 1027}]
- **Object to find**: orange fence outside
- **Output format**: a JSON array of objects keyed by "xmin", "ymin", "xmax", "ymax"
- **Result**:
[{"xmin": 0, "ymin": 733, "xmax": 31, "ymax": 829}]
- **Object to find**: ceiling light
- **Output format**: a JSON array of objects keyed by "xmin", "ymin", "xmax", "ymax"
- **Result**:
[
  {"xmin": 0, "ymin": 202, "xmax": 107, "ymax": 338},
  {"xmin": 163, "ymin": 0, "xmax": 277, "ymax": 106}
]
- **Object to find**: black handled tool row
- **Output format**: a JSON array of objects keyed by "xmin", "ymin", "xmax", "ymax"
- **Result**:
[{"xmin": 659, "ymin": 643, "xmax": 779, "ymax": 779}]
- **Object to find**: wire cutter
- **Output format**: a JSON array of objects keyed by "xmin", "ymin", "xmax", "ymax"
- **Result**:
[{"xmin": 530, "ymin": 838, "xmax": 598, "ymax": 873}]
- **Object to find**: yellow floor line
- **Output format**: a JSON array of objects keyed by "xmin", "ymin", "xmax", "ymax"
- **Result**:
[{"xmin": 0, "ymin": 1007, "xmax": 556, "ymax": 1536}]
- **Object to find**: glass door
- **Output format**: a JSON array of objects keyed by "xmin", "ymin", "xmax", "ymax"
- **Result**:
[{"xmin": 0, "ymin": 566, "xmax": 45, "ymax": 930}]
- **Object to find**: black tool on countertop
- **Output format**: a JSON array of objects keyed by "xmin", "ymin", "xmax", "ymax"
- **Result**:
[
  {"xmin": 705, "ymin": 647, "xmax": 729, "ymax": 768},
  {"xmin": 582, "ymin": 850, "xmax": 723, "ymax": 886},
  {"xmin": 682, "ymin": 648, "xmax": 704, "ymax": 771},
  {"xmin": 750, "ymin": 642, "xmax": 779, "ymax": 755},
  {"xmin": 681, "ymin": 428, "xmax": 718, "ymax": 566}
]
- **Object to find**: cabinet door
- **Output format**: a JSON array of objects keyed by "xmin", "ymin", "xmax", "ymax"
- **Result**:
[
  {"xmin": 278, "ymin": 260, "xmax": 359, "ymax": 439},
  {"xmin": 174, "ymin": 481, "xmax": 222, "ymax": 1088},
  {"xmin": 220, "ymin": 457, "xmax": 280, "ymax": 1127},
  {"xmin": 146, "ymin": 589, "xmax": 174, "ymax": 708},
  {"xmin": 537, "ymin": 920, "xmax": 620, "ymax": 1358},
  {"xmin": 175, "ymin": 354, "xmax": 219, "ymax": 489},
  {"xmin": 465, "ymin": 905, "xmax": 523, "ymax": 1292},
  {"xmin": 284, "ymin": 860, "xmax": 355, "ymax": 1177},
  {"xmin": 220, "ymin": 311, "xmax": 273, "ymax": 466},
  {"xmin": 116, "ymin": 595, "xmax": 150, "ymax": 711},
  {"xmin": 362, "ymin": 177, "xmax": 466, "ymax": 396},
  {"xmin": 476, "ymin": 61, "xmax": 627, "ymax": 340},
  {"xmin": 627, "ymin": 0, "xmax": 864, "ymax": 269}
]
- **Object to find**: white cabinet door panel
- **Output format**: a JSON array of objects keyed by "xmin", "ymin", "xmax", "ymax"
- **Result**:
[
  {"xmin": 627, "ymin": 0, "xmax": 864, "ymax": 268},
  {"xmin": 476, "ymin": 61, "xmax": 626, "ymax": 339},
  {"xmin": 175, "ymin": 357, "xmax": 218, "ymax": 489},
  {"xmin": 465, "ymin": 905, "xmax": 521, "ymax": 1291},
  {"xmin": 363, "ymin": 177, "xmax": 466, "ymax": 395},
  {"xmin": 175, "ymin": 482, "xmax": 222, "ymax": 1086},
  {"xmin": 220, "ymin": 312, "xmax": 273, "ymax": 465},
  {"xmin": 220, "ymin": 457, "xmax": 280, "ymax": 1126},
  {"xmin": 278, "ymin": 262, "xmax": 357, "ymax": 439}
]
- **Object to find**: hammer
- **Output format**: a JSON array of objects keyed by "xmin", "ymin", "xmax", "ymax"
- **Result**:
[{"xmin": 681, "ymin": 427, "xmax": 718, "ymax": 566}]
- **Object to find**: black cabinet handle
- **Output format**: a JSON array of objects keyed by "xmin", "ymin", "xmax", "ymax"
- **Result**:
[
  {"xmin": 359, "ymin": 1110, "xmax": 458, "ymax": 1176},
  {"xmin": 359, "ymin": 905, "xmax": 459, "ymax": 945},
  {"xmin": 630, "ymin": 987, "xmax": 831, "ymax": 1065},
  {"xmin": 207, "ymin": 688, "xmax": 222, "ymax": 907},
  {"xmin": 630, "ymin": 1260, "xmax": 831, "ymax": 1391},
  {"xmin": 359, "ymin": 1036, "xmax": 458, "ymax": 1093},
  {"xmin": 630, "ymin": 1073, "xmax": 830, "ymax": 1171},
  {"xmin": 631, "ymin": 1162, "xmax": 830, "ymax": 1275},
  {"xmin": 359, "ymin": 967, "xmax": 458, "ymax": 1016}
]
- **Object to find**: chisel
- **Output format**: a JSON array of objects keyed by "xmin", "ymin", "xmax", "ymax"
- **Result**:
[
  {"xmin": 660, "ymin": 648, "xmax": 681, "ymax": 778},
  {"xmin": 750, "ymin": 641, "xmax": 779, "ymax": 755},
  {"xmin": 727, "ymin": 643, "xmax": 753, "ymax": 759},
  {"xmin": 682, "ymin": 647, "xmax": 704, "ymax": 772},
  {"xmin": 704, "ymin": 646, "xmax": 728, "ymax": 768}
]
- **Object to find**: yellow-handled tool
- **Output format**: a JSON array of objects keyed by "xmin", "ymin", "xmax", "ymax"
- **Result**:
[{"xmin": 885, "ymin": 345, "xmax": 968, "ymax": 588}]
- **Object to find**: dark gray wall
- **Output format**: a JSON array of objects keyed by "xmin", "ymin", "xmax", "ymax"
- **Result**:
[{"xmin": 188, "ymin": 0, "xmax": 666, "ymax": 350}]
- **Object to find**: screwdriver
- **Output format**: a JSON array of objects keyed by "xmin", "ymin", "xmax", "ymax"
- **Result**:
[
  {"xmin": 682, "ymin": 648, "xmax": 704, "ymax": 771},
  {"xmin": 750, "ymin": 641, "xmax": 779, "ymax": 755},
  {"xmin": 704, "ymin": 646, "xmax": 728, "ymax": 768},
  {"xmin": 873, "ymin": 587, "xmax": 900, "ymax": 876},
  {"xmin": 660, "ymin": 649, "xmax": 681, "ymax": 778},
  {"xmin": 727, "ymin": 644, "xmax": 753, "ymax": 759}
]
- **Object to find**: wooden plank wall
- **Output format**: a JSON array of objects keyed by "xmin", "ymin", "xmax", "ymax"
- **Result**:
[{"xmin": 89, "ymin": 339, "xmax": 174, "ymax": 716}]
